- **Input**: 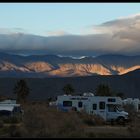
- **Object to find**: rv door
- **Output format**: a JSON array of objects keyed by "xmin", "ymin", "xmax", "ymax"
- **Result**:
[
  {"xmin": 106, "ymin": 104, "xmax": 117, "ymax": 121},
  {"xmin": 98, "ymin": 101, "xmax": 106, "ymax": 121}
]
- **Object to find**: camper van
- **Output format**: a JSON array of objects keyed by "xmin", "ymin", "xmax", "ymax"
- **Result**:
[{"xmin": 56, "ymin": 94, "xmax": 129, "ymax": 123}]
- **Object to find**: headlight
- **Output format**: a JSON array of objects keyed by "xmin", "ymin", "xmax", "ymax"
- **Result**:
[{"xmin": 125, "ymin": 114, "xmax": 129, "ymax": 119}]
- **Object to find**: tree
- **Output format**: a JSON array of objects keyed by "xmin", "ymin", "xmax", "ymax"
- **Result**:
[
  {"xmin": 116, "ymin": 92, "xmax": 125, "ymax": 99},
  {"xmin": 95, "ymin": 84, "xmax": 113, "ymax": 96},
  {"xmin": 47, "ymin": 97, "xmax": 53, "ymax": 102},
  {"xmin": 14, "ymin": 79, "xmax": 30, "ymax": 103},
  {"xmin": 62, "ymin": 84, "xmax": 74, "ymax": 95}
]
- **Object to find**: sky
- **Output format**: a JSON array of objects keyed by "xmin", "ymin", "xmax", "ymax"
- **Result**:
[
  {"xmin": 0, "ymin": 3, "xmax": 140, "ymax": 56},
  {"xmin": 0, "ymin": 3, "xmax": 140, "ymax": 36}
]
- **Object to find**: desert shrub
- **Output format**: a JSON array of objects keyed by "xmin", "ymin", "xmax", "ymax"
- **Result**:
[
  {"xmin": 77, "ymin": 112, "xmax": 105, "ymax": 126},
  {"xmin": 8, "ymin": 123, "xmax": 28, "ymax": 138},
  {"xmin": 1, "ymin": 116, "xmax": 10, "ymax": 123},
  {"xmin": 0, "ymin": 126, "xmax": 10, "ymax": 137},
  {"xmin": 123, "ymin": 104, "xmax": 136, "ymax": 122},
  {"xmin": 9, "ymin": 116, "xmax": 21, "ymax": 123},
  {"xmin": 92, "ymin": 114, "xmax": 106, "ymax": 125},
  {"xmin": 55, "ymin": 111, "xmax": 86, "ymax": 138},
  {"xmin": 123, "ymin": 104, "xmax": 136, "ymax": 114},
  {"xmin": 21, "ymin": 103, "xmax": 87, "ymax": 138},
  {"xmin": 83, "ymin": 116, "xmax": 95, "ymax": 126},
  {"xmin": 0, "ymin": 120, "xmax": 4, "ymax": 128},
  {"xmin": 127, "ymin": 115, "xmax": 140, "ymax": 137},
  {"xmin": 22, "ymin": 104, "xmax": 57, "ymax": 137},
  {"xmin": 2, "ymin": 116, "xmax": 21, "ymax": 124},
  {"xmin": 9, "ymin": 125, "xmax": 21, "ymax": 137}
]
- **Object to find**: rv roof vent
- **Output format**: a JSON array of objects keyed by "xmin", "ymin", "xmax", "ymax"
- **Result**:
[
  {"xmin": 83, "ymin": 93, "xmax": 94, "ymax": 96},
  {"xmin": 64, "ymin": 94, "xmax": 71, "ymax": 96}
]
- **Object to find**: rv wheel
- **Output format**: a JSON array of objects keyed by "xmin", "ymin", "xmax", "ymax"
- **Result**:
[{"xmin": 116, "ymin": 117, "xmax": 125, "ymax": 126}]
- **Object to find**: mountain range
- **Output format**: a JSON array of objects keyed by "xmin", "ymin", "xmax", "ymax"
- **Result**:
[{"xmin": 0, "ymin": 52, "xmax": 139, "ymax": 77}]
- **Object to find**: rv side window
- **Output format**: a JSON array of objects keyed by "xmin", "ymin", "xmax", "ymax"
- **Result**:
[
  {"xmin": 63, "ymin": 101, "xmax": 72, "ymax": 107},
  {"xmin": 93, "ymin": 104, "xmax": 97, "ymax": 110},
  {"xmin": 99, "ymin": 102, "xmax": 105, "ymax": 110},
  {"xmin": 108, "ymin": 98, "xmax": 116, "ymax": 102},
  {"xmin": 78, "ymin": 102, "xmax": 83, "ymax": 108},
  {"xmin": 108, "ymin": 105, "xmax": 116, "ymax": 112}
]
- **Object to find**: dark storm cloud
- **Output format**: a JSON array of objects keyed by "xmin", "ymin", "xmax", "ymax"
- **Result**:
[{"xmin": 0, "ymin": 13, "xmax": 140, "ymax": 56}]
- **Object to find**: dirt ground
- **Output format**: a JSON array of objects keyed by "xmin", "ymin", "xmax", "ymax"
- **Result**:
[{"xmin": 84, "ymin": 125, "xmax": 130, "ymax": 137}]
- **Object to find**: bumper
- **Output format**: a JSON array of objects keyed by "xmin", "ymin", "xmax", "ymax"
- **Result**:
[{"xmin": 125, "ymin": 117, "xmax": 131, "ymax": 123}]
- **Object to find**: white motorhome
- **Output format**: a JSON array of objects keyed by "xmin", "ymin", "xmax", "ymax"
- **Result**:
[
  {"xmin": 56, "ymin": 93, "xmax": 129, "ymax": 123},
  {"xmin": 123, "ymin": 98, "xmax": 140, "ymax": 112}
]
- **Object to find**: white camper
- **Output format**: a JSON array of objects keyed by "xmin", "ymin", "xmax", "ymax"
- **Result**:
[
  {"xmin": 0, "ymin": 99, "xmax": 24, "ymax": 116},
  {"xmin": 0, "ymin": 99, "xmax": 16, "ymax": 104},
  {"xmin": 56, "ymin": 94, "xmax": 129, "ymax": 123},
  {"xmin": 56, "ymin": 93, "xmax": 93, "ymax": 112},
  {"xmin": 123, "ymin": 98, "xmax": 140, "ymax": 112}
]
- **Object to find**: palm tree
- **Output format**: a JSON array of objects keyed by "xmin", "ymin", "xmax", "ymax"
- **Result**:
[
  {"xmin": 62, "ymin": 84, "xmax": 74, "ymax": 95},
  {"xmin": 14, "ymin": 79, "xmax": 30, "ymax": 103}
]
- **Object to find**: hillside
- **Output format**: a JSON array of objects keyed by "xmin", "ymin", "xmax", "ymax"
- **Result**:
[
  {"xmin": 0, "ymin": 52, "xmax": 140, "ymax": 77},
  {"xmin": 0, "ymin": 69, "xmax": 140, "ymax": 100}
]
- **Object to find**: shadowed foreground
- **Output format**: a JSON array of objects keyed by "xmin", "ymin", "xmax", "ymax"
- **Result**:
[{"xmin": 0, "ymin": 102, "xmax": 139, "ymax": 138}]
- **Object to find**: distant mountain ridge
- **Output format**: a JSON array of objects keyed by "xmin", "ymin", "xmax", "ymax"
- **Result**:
[{"xmin": 0, "ymin": 52, "xmax": 140, "ymax": 77}]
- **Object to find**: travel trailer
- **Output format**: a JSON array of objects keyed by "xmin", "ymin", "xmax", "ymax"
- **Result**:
[
  {"xmin": 0, "ymin": 99, "xmax": 23, "ymax": 116},
  {"xmin": 56, "ymin": 93, "xmax": 129, "ymax": 123},
  {"xmin": 0, "ymin": 99, "xmax": 16, "ymax": 104}
]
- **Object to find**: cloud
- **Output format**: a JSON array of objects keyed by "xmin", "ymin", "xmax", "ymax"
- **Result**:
[
  {"xmin": 93, "ymin": 13, "xmax": 140, "ymax": 42},
  {"xmin": 46, "ymin": 30, "xmax": 70, "ymax": 36},
  {"xmin": 0, "ymin": 28, "xmax": 28, "ymax": 35},
  {"xmin": 0, "ymin": 13, "xmax": 140, "ymax": 57}
]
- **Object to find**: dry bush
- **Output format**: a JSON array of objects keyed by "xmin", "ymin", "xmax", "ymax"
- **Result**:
[
  {"xmin": 0, "ymin": 120, "xmax": 4, "ymax": 128},
  {"xmin": 55, "ymin": 111, "xmax": 86, "ymax": 138},
  {"xmin": 21, "ymin": 103, "xmax": 87, "ymax": 138},
  {"xmin": 1, "ymin": 116, "xmax": 21, "ymax": 124},
  {"xmin": 9, "ymin": 125, "xmax": 21, "ymax": 137},
  {"xmin": 8, "ymin": 124, "xmax": 28, "ymax": 137},
  {"xmin": 123, "ymin": 104, "xmax": 137, "ymax": 122},
  {"xmin": 77, "ymin": 111, "xmax": 105, "ymax": 126},
  {"xmin": 127, "ymin": 114, "xmax": 140, "ymax": 138},
  {"xmin": 92, "ymin": 114, "xmax": 106, "ymax": 125}
]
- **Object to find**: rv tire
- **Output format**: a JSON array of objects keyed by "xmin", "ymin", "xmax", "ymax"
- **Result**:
[{"xmin": 116, "ymin": 117, "xmax": 125, "ymax": 125}]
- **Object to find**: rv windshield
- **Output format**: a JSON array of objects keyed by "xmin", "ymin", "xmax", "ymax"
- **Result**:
[{"xmin": 116, "ymin": 105, "xmax": 124, "ymax": 112}]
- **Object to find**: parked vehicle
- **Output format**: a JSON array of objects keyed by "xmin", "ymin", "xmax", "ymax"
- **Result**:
[
  {"xmin": 123, "ymin": 98, "xmax": 140, "ymax": 112},
  {"xmin": 56, "ymin": 93, "xmax": 129, "ymax": 124},
  {"xmin": 0, "ymin": 99, "xmax": 23, "ymax": 116}
]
